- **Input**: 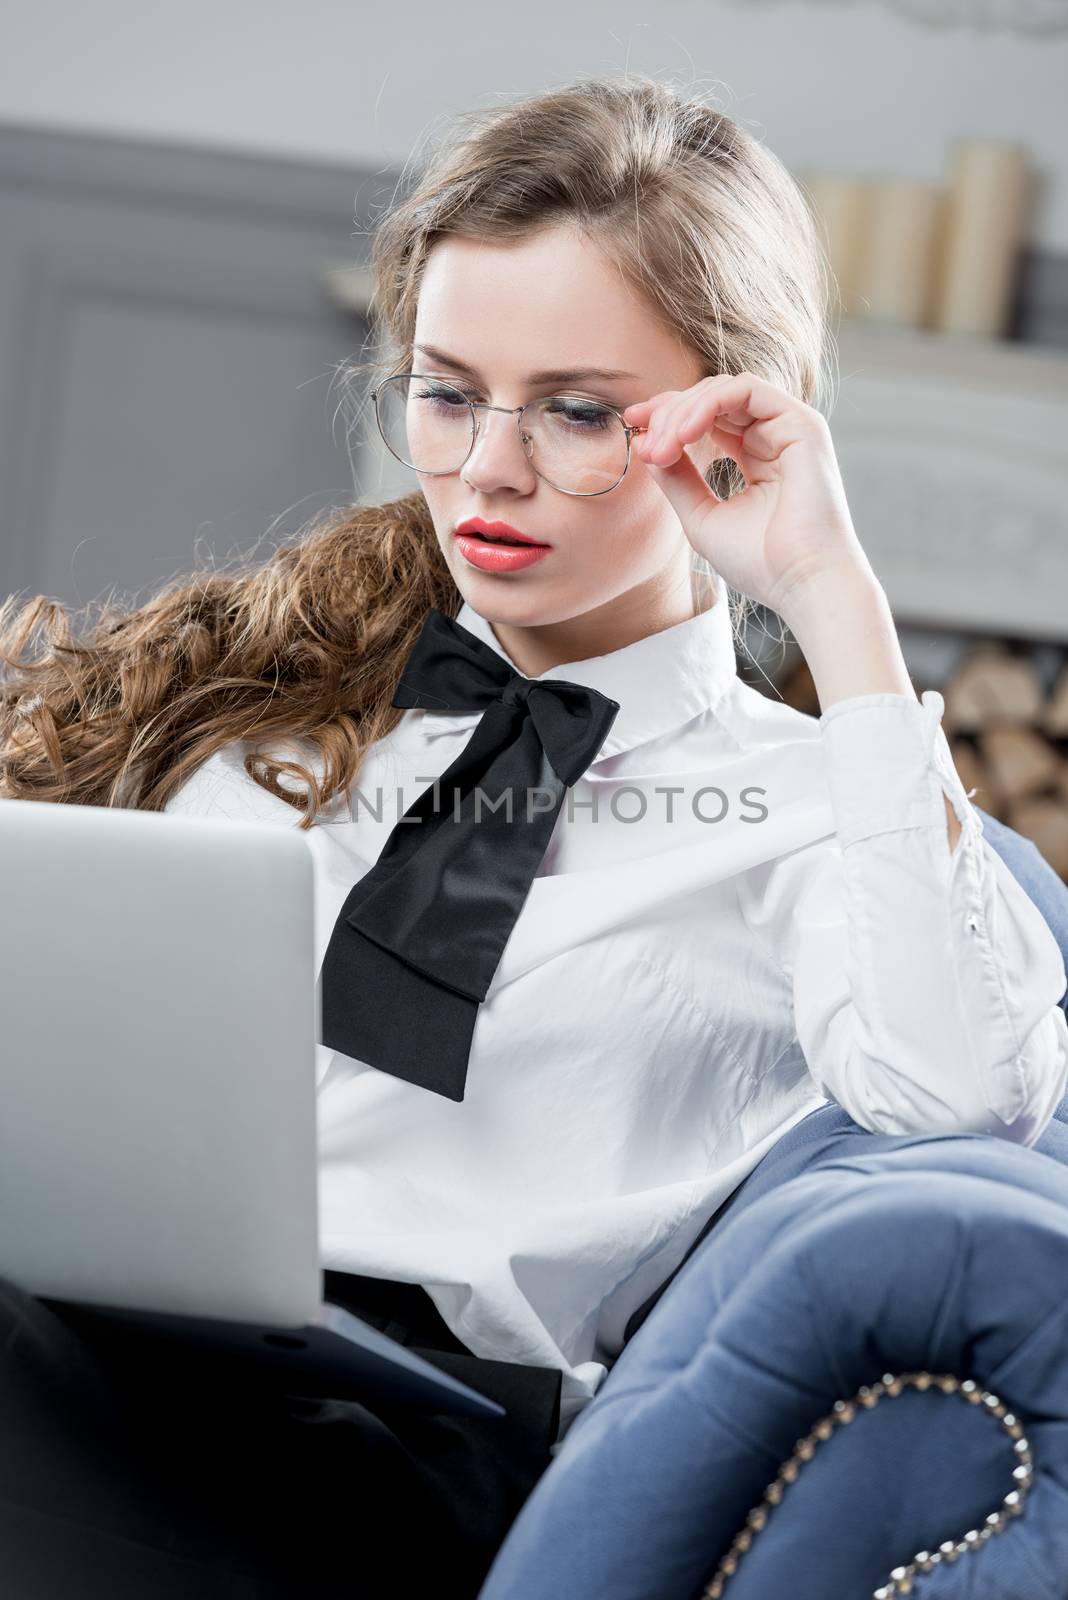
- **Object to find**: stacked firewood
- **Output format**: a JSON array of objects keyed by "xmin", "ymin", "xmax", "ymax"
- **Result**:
[{"xmin": 776, "ymin": 643, "xmax": 1068, "ymax": 884}]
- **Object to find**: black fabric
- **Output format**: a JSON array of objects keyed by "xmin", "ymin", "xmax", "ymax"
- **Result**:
[
  {"xmin": 5, "ymin": 1271, "xmax": 562, "ymax": 1598},
  {"xmin": 320, "ymin": 607, "xmax": 619, "ymax": 1102},
  {"xmin": 321, "ymin": 1269, "xmax": 563, "ymax": 1465}
]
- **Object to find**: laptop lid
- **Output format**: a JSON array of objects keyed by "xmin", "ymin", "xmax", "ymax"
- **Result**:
[{"xmin": 0, "ymin": 795, "xmax": 323, "ymax": 1328}]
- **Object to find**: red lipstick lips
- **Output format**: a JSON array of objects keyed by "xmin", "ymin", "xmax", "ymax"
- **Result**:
[
  {"xmin": 454, "ymin": 517, "xmax": 553, "ymax": 573},
  {"xmin": 455, "ymin": 517, "xmax": 550, "ymax": 546}
]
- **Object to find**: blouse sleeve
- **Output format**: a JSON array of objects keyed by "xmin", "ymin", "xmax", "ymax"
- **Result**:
[{"xmin": 771, "ymin": 690, "xmax": 1068, "ymax": 1147}]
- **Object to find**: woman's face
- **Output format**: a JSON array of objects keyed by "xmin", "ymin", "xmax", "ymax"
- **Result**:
[{"xmin": 408, "ymin": 224, "xmax": 714, "ymax": 675}]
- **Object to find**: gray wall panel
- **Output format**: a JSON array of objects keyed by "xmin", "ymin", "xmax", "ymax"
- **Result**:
[{"xmin": 0, "ymin": 122, "xmax": 393, "ymax": 610}]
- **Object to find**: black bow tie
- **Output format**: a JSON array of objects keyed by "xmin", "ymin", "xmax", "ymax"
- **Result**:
[{"xmin": 319, "ymin": 607, "xmax": 620, "ymax": 1101}]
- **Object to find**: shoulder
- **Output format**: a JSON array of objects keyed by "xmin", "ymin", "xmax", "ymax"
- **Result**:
[
  {"xmin": 721, "ymin": 678, "xmax": 822, "ymax": 750},
  {"xmin": 163, "ymin": 738, "xmax": 324, "ymax": 827},
  {"xmin": 684, "ymin": 675, "xmax": 823, "ymax": 764}
]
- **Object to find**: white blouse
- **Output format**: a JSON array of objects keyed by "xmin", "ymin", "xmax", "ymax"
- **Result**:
[{"xmin": 163, "ymin": 592, "xmax": 1068, "ymax": 1444}]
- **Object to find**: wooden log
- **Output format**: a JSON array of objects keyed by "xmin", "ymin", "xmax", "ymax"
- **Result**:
[
  {"xmin": 944, "ymin": 649, "xmax": 1044, "ymax": 733},
  {"xmin": 979, "ymin": 725, "xmax": 1063, "ymax": 804},
  {"xmin": 1044, "ymin": 664, "xmax": 1068, "ymax": 738},
  {"xmin": 1005, "ymin": 796, "xmax": 1068, "ymax": 881},
  {"xmin": 1057, "ymin": 760, "xmax": 1068, "ymax": 807},
  {"xmin": 948, "ymin": 739, "xmax": 1003, "ymax": 817}
]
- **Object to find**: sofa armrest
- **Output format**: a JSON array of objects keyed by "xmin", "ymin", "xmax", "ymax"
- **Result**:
[
  {"xmin": 702, "ymin": 1368, "xmax": 1031, "ymax": 1600},
  {"xmin": 478, "ymin": 1127, "xmax": 1068, "ymax": 1600}
]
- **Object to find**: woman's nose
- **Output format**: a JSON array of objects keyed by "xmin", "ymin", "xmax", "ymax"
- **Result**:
[{"xmin": 461, "ymin": 408, "xmax": 536, "ymax": 491}]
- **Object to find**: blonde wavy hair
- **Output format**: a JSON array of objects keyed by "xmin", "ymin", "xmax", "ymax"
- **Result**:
[{"xmin": 0, "ymin": 72, "xmax": 836, "ymax": 829}]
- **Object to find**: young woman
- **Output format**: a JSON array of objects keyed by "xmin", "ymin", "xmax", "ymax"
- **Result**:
[{"xmin": 2, "ymin": 73, "xmax": 1066, "ymax": 1598}]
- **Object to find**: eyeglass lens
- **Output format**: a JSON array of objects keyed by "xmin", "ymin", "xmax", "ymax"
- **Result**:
[{"xmin": 374, "ymin": 374, "xmax": 631, "ymax": 494}]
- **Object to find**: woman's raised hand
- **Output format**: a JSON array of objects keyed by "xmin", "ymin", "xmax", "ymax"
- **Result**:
[{"xmin": 623, "ymin": 372, "xmax": 873, "ymax": 616}]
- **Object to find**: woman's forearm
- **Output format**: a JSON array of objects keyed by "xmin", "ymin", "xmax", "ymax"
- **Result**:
[{"xmin": 780, "ymin": 562, "xmax": 963, "ymax": 853}]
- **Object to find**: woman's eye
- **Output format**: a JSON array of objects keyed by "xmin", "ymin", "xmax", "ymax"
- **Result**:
[
  {"xmin": 544, "ymin": 399, "xmax": 614, "ymax": 431},
  {"xmin": 414, "ymin": 383, "xmax": 472, "ymax": 408}
]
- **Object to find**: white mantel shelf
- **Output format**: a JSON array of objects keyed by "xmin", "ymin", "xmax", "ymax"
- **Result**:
[
  {"xmin": 834, "ymin": 316, "xmax": 1068, "ymax": 400},
  {"xmin": 831, "ymin": 318, "xmax": 1068, "ymax": 645}
]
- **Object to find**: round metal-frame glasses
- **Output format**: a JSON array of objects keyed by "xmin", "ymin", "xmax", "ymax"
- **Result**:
[{"xmin": 371, "ymin": 370, "xmax": 649, "ymax": 498}]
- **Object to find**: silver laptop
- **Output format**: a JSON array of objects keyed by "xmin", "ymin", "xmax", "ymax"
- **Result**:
[{"xmin": 0, "ymin": 795, "xmax": 503, "ymax": 1420}]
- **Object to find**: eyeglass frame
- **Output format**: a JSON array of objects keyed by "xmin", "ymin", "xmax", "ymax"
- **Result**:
[{"xmin": 371, "ymin": 368, "xmax": 650, "ymax": 498}]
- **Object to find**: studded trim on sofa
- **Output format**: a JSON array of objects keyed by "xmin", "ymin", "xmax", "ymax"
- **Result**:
[{"xmin": 699, "ymin": 1370, "xmax": 1033, "ymax": 1599}]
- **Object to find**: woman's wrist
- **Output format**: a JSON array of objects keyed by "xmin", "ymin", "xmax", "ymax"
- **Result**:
[{"xmin": 778, "ymin": 562, "xmax": 917, "ymax": 714}]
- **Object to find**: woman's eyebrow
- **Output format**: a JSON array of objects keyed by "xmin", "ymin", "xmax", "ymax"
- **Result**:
[{"xmin": 413, "ymin": 342, "xmax": 639, "ymax": 387}]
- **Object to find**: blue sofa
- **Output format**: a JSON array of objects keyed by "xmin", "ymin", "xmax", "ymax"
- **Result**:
[{"xmin": 477, "ymin": 808, "xmax": 1068, "ymax": 1600}]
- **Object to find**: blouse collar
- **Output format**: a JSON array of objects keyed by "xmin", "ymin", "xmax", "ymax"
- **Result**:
[{"xmin": 447, "ymin": 589, "xmax": 738, "ymax": 761}]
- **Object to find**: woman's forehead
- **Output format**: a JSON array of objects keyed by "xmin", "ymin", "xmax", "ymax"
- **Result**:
[{"xmin": 415, "ymin": 234, "xmax": 699, "ymax": 391}]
